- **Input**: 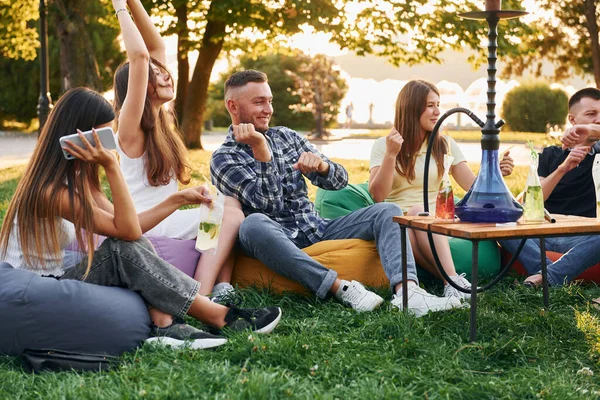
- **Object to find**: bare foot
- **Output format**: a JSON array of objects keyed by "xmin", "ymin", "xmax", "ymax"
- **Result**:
[{"xmin": 524, "ymin": 273, "xmax": 543, "ymax": 289}]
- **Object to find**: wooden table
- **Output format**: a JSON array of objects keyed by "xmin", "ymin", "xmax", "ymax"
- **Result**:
[{"xmin": 393, "ymin": 214, "xmax": 600, "ymax": 341}]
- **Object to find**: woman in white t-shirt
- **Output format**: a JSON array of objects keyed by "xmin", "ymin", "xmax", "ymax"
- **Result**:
[
  {"xmin": 368, "ymin": 80, "xmax": 513, "ymax": 300},
  {"xmin": 111, "ymin": 0, "xmax": 243, "ymax": 298}
]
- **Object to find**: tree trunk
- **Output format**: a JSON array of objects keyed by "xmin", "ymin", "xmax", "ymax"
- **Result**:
[
  {"xmin": 54, "ymin": 0, "xmax": 102, "ymax": 92},
  {"xmin": 174, "ymin": 2, "xmax": 189, "ymax": 120},
  {"xmin": 181, "ymin": 14, "xmax": 226, "ymax": 149},
  {"xmin": 314, "ymin": 109, "xmax": 324, "ymax": 139},
  {"xmin": 313, "ymin": 86, "xmax": 324, "ymax": 139},
  {"xmin": 584, "ymin": 0, "xmax": 600, "ymax": 88}
]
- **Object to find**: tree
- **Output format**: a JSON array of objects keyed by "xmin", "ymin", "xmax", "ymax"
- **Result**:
[
  {"xmin": 147, "ymin": 0, "xmax": 531, "ymax": 149},
  {"xmin": 1, "ymin": 0, "xmax": 124, "ymax": 125},
  {"xmin": 287, "ymin": 54, "xmax": 347, "ymax": 139},
  {"xmin": 0, "ymin": 1, "xmax": 39, "ymax": 61},
  {"xmin": 50, "ymin": 0, "xmax": 123, "ymax": 91},
  {"xmin": 502, "ymin": 0, "xmax": 600, "ymax": 88},
  {"xmin": 502, "ymin": 82, "xmax": 568, "ymax": 133}
]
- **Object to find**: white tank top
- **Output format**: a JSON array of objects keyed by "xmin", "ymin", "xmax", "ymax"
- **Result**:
[
  {"xmin": 116, "ymin": 135, "xmax": 199, "ymax": 240},
  {"xmin": 3, "ymin": 217, "xmax": 76, "ymax": 276}
]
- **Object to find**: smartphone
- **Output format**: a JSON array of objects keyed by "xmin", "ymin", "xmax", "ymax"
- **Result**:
[{"xmin": 59, "ymin": 127, "xmax": 117, "ymax": 160}]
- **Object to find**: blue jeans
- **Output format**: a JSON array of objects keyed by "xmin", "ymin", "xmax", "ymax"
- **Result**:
[
  {"xmin": 238, "ymin": 203, "xmax": 418, "ymax": 298},
  {"xmin": 499, "ymin": 235, "xmax": 600, "ymax": 286}
]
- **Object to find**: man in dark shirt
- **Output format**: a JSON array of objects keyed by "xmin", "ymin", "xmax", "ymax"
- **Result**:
[
  {"xmin": 211, "ymin": 70, "xmax": 463, "ymax": 316},
  {"xmin": 500, "ymin": 87, "xmax": 600, "ymax": 287},
  {"xmin": 538, "ymin": 145, "xmax": 596, "ymax": 217}
]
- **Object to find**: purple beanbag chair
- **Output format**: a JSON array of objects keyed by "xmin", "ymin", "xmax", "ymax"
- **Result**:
[
  {"xmin": 68, "ymin": 235, "xmax": 200, "ymax": 278},
  {"xmin": 145, "ymin": 236, "xmax": 200, "ymax": 278}
]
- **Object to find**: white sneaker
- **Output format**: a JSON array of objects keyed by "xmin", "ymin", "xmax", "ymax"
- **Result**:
[
  {"xmin": 211, "ymin": 282, "xmax": 235, "ymax": 304},
  {"xmin": 444, "ymin": 273, "xmax": 472, "ymax": 301},
  {"xmin": 391, "ymin": 282, "xmax": 464, "ymax": 317},
  {"xmin": 335, "ymin": 280, "xmax": 384, "ymax": 312}
]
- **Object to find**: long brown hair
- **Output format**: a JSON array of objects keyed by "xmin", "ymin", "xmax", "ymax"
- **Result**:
[
  {"xmin": 113, "ymin": 57, "xmax": 190, "ymax": 186},
  {"xmin": 394, "ymin": 80, "xmax": 447, "ymax": 183},
  {"xmin": 0, "ymin": 88, "xmax": 115, "ymax": 274}
]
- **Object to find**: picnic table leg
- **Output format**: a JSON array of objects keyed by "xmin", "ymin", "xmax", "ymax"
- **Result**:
[
  {"xmin": 401, "ymin": 225, "xmax": 408, "ymax": 312},
  {"xmin": 470, "ymin": 239, "xmax": 479, "ymax": 342},
  {"xmin": 540, "ymin": 237, "xmax": 549, "ymax": 308}
]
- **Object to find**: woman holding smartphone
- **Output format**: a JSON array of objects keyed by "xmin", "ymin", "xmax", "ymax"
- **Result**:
[
  {"xmin": 111, "ymin": 0, "xmax": 243, "ymax": 299},
  {"xmin": 368, "ymin": 80, "xmax": 514, "ymax": 301},
  {"xmin": 0, "ymin": 87, "xmax": 281, "ymax": 349}
]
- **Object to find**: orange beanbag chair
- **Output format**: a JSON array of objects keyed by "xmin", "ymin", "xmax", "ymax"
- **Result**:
[
  {"xmin": 231, "ymin": 238, "xmax": 388, "ymax": 294},
  {"xmin": 502, "ymin": 248, "xmax": 600, "ymax": 283}
]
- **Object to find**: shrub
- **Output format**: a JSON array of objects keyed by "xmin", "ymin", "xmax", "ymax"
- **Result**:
[{"xmin": 501, "ymin": 82, "xmax": 568, "ymax": 133}]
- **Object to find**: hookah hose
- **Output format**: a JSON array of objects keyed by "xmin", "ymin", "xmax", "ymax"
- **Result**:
[{"xmin": 419, "ymin": 107, "xmax": 523, "ymax": 293}]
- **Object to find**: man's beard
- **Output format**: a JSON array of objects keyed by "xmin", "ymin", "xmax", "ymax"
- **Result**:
[
  {"xmin": 239, "ymin": 107, "xmax": 269, "ymax": 133},
  {"xmin": 254, "ymin": 125, "xmax": 268, "ymax": 134}
]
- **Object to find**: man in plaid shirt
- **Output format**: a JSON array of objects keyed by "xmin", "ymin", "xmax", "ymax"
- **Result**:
[{"xmin": 210, "ymin": 70, "xmax": 461, "ymax": 316}]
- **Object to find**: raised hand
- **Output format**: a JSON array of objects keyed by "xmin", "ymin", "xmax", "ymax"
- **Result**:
[
  {"xmin": 63, "ymin": 129, "xmax": 117, "ymax": 168},
  {"xmin": 293, "ymin": 152, "xmax": 329, "ymax": 175},
  {"xmin": 177, "ymin": 186, "xmax": 212, "ymax": 206},
  {"xmin": 500, "ymin": 151, "xmax": 514, "ymax": 176},
  {"xmin": 561, "ymin": 145, "xmax": 590, "ymax": 171},
  {"xmin": 561, "ymin": 125, "xmax": 592, "ymax": 149},
  {"xmin": 232, "ymin": 123, "xmax": 267, "ymax": 147},
  {"xmin": 232, "ymin": 123, "xmax": 271, "ymax": 162},
  {"xmin": 385, "ymin": 127, "xmax": 404, "ymax": 156}
]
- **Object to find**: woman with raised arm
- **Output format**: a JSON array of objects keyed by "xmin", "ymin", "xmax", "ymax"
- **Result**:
[
  {"xmin": 111, "ymin": 0, "xmax": 243, "ymax": 299},
  {"xmin": 368, "ymin": 80, "xmax": 514, "ymax": 301},
  {"xmin": 0, "ymin": 88, "xmax": 281, "ymax": 350}
]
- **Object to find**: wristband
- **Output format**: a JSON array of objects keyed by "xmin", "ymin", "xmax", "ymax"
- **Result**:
[{"xmin": 115, "ymin": 8, "xmax": 129, "ymax": 18}]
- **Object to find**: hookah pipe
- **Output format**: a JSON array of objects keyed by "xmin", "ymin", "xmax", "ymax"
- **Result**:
[
  {"xmin": 421, "ymin": 108, "xmax": 527, "ymax": 294},
  {"xmin": 417, "ymin": 1, "xmax": 529, "ymax": 294}
]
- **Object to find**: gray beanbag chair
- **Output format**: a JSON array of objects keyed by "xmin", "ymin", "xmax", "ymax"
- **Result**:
[{"xmin": 0, "ymin": 262, "xmax": 150, "ymax": 356}]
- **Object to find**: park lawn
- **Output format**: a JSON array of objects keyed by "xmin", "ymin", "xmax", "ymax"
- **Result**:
[{"xmin": 1, "ymin": 151, "xmax": 600, "ymax": 399}]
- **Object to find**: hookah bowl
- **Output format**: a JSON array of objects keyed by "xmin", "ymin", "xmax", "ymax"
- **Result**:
[{"xmin": 455, "ymin": 149, "xmax": 523, "ymax": 223}]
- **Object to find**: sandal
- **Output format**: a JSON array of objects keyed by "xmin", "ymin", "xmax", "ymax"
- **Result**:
[{"xmin": 591, "ymin": 297, "xmax": 600, "ymax": 310}]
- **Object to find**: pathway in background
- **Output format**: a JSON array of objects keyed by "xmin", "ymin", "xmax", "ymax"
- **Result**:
[
  {"xmin": 0, "ymin": 130, "xmax": 532, "ymax": 170},
  {"xmin": 311, "ymin": 138, "xmax": 532, "ymax": 165},
  {"xmin": 0, "ymin": 135, "xmax": 37, "ymax": 169},
  {"xmin": 203, "ymin": 131, "xmax": 533, "ymax": 165}
]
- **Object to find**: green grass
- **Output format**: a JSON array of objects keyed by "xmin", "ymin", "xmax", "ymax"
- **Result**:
[
  {"xmin": 348, "ymin": 129, "xmax": 560, "ymax": 147},
  {"xmin": 2, "ymin": 153, "xmax": 600, "ymax": 399}
]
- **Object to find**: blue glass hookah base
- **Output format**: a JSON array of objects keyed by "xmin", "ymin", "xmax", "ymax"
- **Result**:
[{"xmin": 455, "ymin": 149, "xmax": 523, "ymax": 223}]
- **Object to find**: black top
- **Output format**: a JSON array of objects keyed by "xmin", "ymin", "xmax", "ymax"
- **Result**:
[{"xmin": 538, "ymin": 146, "xmax": 596, "ymax": 217}]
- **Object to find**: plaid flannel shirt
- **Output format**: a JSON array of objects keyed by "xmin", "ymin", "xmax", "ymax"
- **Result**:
[{"xmin": 210, "ymin": 126, "xmax": 348, "ymax": 243}]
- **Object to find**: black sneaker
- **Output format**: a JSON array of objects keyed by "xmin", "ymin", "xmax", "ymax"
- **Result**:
[
  {"xmin": 219, "ymin": 306, "xmax": 282, "ymax": 334},
  {"xmin": 146, "ymin": 322, "xmax": 227, "ymax": 350}
]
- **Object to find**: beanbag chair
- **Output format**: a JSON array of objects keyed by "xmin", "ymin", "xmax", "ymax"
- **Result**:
[
  {"xmin": 501, "ymin": 249, "xmax": 600, "ymax": 283},
  {"xmin": 232, "ymin": 239, "xmax": 386, "ymax": 294},
  {"xmin": 448, "ymin": 238, "xmax": 500, "ymax": 280},
  {"xmin": 146, "ymin": 235, "xmax": 200, "ymax": 278},
  {"xmin": 0, "ymin": 262, "xmax": 150, "ymax": 357},
  {"xmin": 68, "ymin": 235, "xmax": 201, "ymax": 279},
  {"xmin": 315, "ymin": 185, "xmax": 501, "ymax": 280},
  {"xmin": 315, "ymin": 182, "xmax": 375, "ymax": 219}
]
